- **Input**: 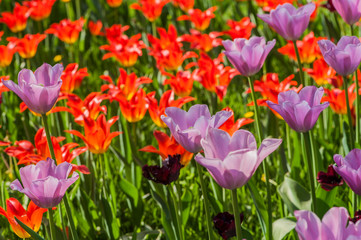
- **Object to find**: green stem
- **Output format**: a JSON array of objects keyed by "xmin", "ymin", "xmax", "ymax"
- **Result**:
[
  {"xmin": 63, "ymin": 195, "xmax": 79, "ymax": 240},
  {"xmin": 48, "ymin": 208, "xmax": 55, "ymax": 240},
  {"xmin": 231, "ymin": 189, "xmax": 242, "ymax": 240},
  {"xmin": 26, "ymin": 59, "xmax": 31, "ymax": 70},
  {"xmin": 286, "ymin": 124, "xmax": 292, "ymax": 162},
  {"xmin": 168, "ymin": 185, "xmax": 183, "ymax": 240},
  {"xmin": 41, "ymin": 114, "xmax": 56, "ymax": 160},
  {"xmin": 343, "ymin": 76, "xmax": 355, "ymax": 149},
  {"xmin": 354, "ymin": 192, "xmax": 358, "ymax": 213},
  {"xmin": 352, "ymin": 25, "xmax": 360, "ymax": 147},
  {"xmin": 195, "ymin": 162, "xmax": 215, "ymax": 240},
  {"xmin": 293, "ymin": 40, "xmax": 305, "ymax": 86},
  {"xmin": 302, "ymin": 132, "xmax": 317, "ymax": 212},
  {"xmin": 247, "ymin": 76, "xmax": 272, "ymax": 240}
]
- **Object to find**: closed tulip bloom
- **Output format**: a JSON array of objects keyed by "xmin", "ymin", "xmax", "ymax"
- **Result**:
[
  {"xmin": 333, "ymin": 149, "xmax": 361, "ymax": 195},
  {"xmin": 222, "ymin": 36, "xmax": 276, "ymax": 76},
  {"xmin": 318, "ymin": 36, "xmax": 361, "ymax": 76},
  {"xmin": 195, "ymin": 128, "xmax": 282, "ymax": 189},
  {"xmin": 294, "ymin": 207, "xmax": 361, "ymax": 240},
  {"xmin": 10, "ymin": 158, "xmax": 79, "ymax": 208},
  {"xmin": 267, "ymin": 86, "xmax": 329, "ymax": 132},
  {"xmin": 3, "ymin": 63, "xmax": 63, "ymax": 114},
  {"xmin": 161, "ymin": 104, "xmax": 232, "ymax": 153},
  {"xmin": 333, "ymin": 0, "xmax": 361, "ymax": 25},
  {"xmin": 258, "ymin": 3, "xmax": 316, "ymax": 41}
]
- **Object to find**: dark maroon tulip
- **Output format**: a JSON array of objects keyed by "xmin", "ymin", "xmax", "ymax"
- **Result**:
[
  {"xmin": 322, "ymin": 0, "xmax": 336, "ymax": 12},
  {"xmin": 349, "ymin": 210, "xmax": 361, "ymax": 223},
  {"xmin": 213, "ymin": 212, "xmax": 244, "ymax": 240},
  {"xmin": 317, "ymin": 165, "xmax": 343, "ymax": 191},
  {"xmin": 142, "ymin": 154, "xmax": 183, "ymax": 185}
]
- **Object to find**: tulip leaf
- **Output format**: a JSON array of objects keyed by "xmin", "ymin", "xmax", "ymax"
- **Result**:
[
  {"xmin": 14, "ymin": 217, "xmax": 45, "ymax": 240},
  {"xmin": 272, "ymin": 217, "xmax": 296, "ymax": 240},
  {"xmin": 181, "ymin": 188, "xmax": 192, "ymax": 226},
  {"xmin": 119, "ymin": 176, "xmax": 139, "ymax": 206},
  {"xmin": 278, "ymin": 177, "xmax": 311, "ymax": 213}
]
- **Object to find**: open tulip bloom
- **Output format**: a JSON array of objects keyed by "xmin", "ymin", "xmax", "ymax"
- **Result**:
[
  {"xmin": 222, "ymin": 36, "xmax": 276, "ymax": 77},
  {"xmin": 10, "ymin": 158, "xmax": 79, "ymax": 208},
  {"xmin": 3, "ymin": 63, "xmax": 63, "ymax": 114},
  {"xmin": 295, "ymin": 207, "xmax": 361, "ymax": 240},
  {"xmin": 161, "ymin": 104, "xmax": 232, "ymax": 153},
  {"xmin": 195, "ymin": 128, "xmax": 282, "ymax": 189},
  {"xmin": 267, "ymin": 86, "xmax": 329, "ymax": 132},
  {"xmin": 318, "ymin": 36, "xmax": 361, "ymax": 76},
  {"xmin": 332, "ymin": 0, "xmax": 361, "ymax": 25},
  {"xmin": 258, "ymin": 3, "xmax": 316, "ymax": 41}
]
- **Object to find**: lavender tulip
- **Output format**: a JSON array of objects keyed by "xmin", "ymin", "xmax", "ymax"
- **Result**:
[
  {"xmin": 333, "ymin": 0, "xmax": 361, "ymax": 25},
  {"xmin": 222, "ymin": 37, "xmax": 276, "ymax": 77},
  {"xmin": 333, "ymin": 149, "xmax": 361, "ymax": 195},
  {"xmin": 266, "ymin": 86, "xmax": 329, "ymax": 132},
  {"xmin": 195, "ymin": 128, "xmax": 282, "ymax": 190},
  {"xmin": 10, "ymin": 158, "xmax": 78, "ymax": 208},
  {"xmin": 161, "ymin": 104, "xmax": 232, "ymax": 153},
  {"xmin": 3, "ymin": 63, "xmax": 63, "ymax": 114},
  {"xmin": 258, "ymin": 3, "xmax": 316, "ymax": 41},
  {"xmin": 318, "ymin": 36, "xmax": 361, "ymax": 76},
  {"xmin": 294, "ymin": 207, "xmax": 361, "ymax": 240}
]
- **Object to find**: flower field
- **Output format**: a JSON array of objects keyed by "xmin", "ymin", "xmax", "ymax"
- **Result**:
[{"xmin": 1, "ymin": 0, "xmax": 361, "ymax": 239}]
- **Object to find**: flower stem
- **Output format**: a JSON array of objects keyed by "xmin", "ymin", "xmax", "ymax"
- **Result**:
[
  {"xmin": 302, "ymin": 132, "xmax": 317, "ymax": 212},
  {"xmin": 48, "ymin": 208, "xmax": 55, "ymax": 240},
  {"xmin": 41, "ymin": 114, "xmax": 79, "ymax": 240},
  {"xmin": 247, "ymin": 76, "xmax": 272, "ymax": 240},
  {"xmin": 293, "ymin": 40, "xmax": 305, "ymax": 86},
  {"xmin": 343, "ymin": 76, "xmax": 355, "ymax": 149},
  {"xmin": 231, "ymin": 189, "xmax": 242, "ymax": 240},
  {"xmin": 351, "ymin": 25, "xmax": 360, "ymax": 147},
  {"xmin": 195, "ymin": 162, "xmax": 215, "ymax": 240},
  {"xmin": 168, "ymin": 185, "xmax": 183, "ymax": 240}
]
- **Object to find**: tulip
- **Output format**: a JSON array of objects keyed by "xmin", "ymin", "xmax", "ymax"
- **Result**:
[
  {"xmin": 318, "ymin": 36, "xmax": 361, "ymax": 77},
  {"xmin": 7, "ymin": 33, "xmax": 46, "ymax": 59},
  {"xmin": 177, "ymin": 6, "xmax": 217, "ymax": 31},
  {"xmin": 266, "ymin": 86, "xmax": 329, "ymax": 132},
  {"xmin": 10, "ymin": 158, "xmax": 79, "ymax": 208},
  {"xmin": 213, "ymin": 212, "xmax": 244, "ymax": 240},
  {"xmin": 195, "ymin": 128, "xmax": 282, "ymax": 189},
  {"xmin": 258, "ymin": 3, "xmax": 316, "ymax": 41},
  {"xmin": 333, "ymin": 149, "xmax": 361, "ymax": 195},
  {"xmin": 350, "ymin": 210, "xmax": 361, "ymax": 223},
  {"xmin": 3, "ymin": 63, "xmax": 63, "ymax": 114},
  {"xmin": 317, "ymin": 165, "xmax": 344, "ymax": 191},
  {"xmin": 332, "ymin": 0, "xmax": 361, "ymax": 25},
  {"xmin": 222, "ymin": 36, "xmax": 276, "ymax": 77},
  {"xmin": 294, "ymin": 207, "xmax": 361, "ymax": 240},
  {"xmin": 161, "ymin": 104, "xmax": 232, "ymax": 153}
]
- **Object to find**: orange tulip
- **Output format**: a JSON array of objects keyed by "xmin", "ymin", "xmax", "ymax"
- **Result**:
[
  {"xmin": 0, "ymin": 77, "xmax": 10, "ymax": 104},
  {"xmin": 139, "ymin": 130, "xmax": 193, "ymax": 165},
  {"xmin": 107, "ymin": 0, "xmax": 123, "ymax": 7},
  {"xmin": 180, "ymin": 29, "xmax": 223, "ymax": 52},
  {"xmin": 45, "ymin": 18, "xmax": 85, "ymax": 44},
  {"xmin": 7, "ymin": 34, "xmax": 46, "ymax": 59},
  {"xmin": 117, "ymin": 88, "xmax": 148, "ymax": 122},
  {"xmin": 88, "ymin": 20, "xmax": 103, "ymax": 36},
  {"xmin": 278, "ymin": 32, "xmax": 326, "ymax": 64},
  {"xmin": 0, "ymin": 198, "xmax": 47, "ymax": 238},
  {"xmin": 0, "ymin": 43, "xmax": 16, "ymax": 68},
  {"xmin": 146, "ymin": 90, "xmax": 195, "ymax": 128},
  {"xmin": 23, "ymin": 0, "xmax": 56, "ymax": 21},
  {"xmin": 304, "ymin": 58, "xmax": 341, "ymax": 86},
  {"xmin": 105, "ymin": 24, "xmax": 130, "ymax": 44},
  {"xmin": 255, "ymin": 0, "xmax": 296, "ymax": 12},
  {"xmin": 192, "ymin": 53, "xmax": 239, "ymax": 101},
  {"xmin": 131, "ymin": 0, "xmax": 170, "ymax": 22},
  {"xmin": 66, "ymin": 115, "xmax": 121, "ymax": 154},
  {"xmin": 223, "ymin": 18, "xmax": 255, "ymax": 40},
  {"xmin": 163, "ymin": 70, "xmax": 194, "ymax": 97},
  {"xmin": 323, "ymin": 85, "xmax": 356, "ymax": 116},
  {"xmin": 0, "ymin": 3, "xmax": 31, "ymax": 33},
  {"xmin": 60, "ymin": 63, "xmax": 89, "ymax": 93},
  {"xmin": 0, "ymin": 31, "xmax": 3, "ymax": 41},
  {"xmin": 101, "ymin": 68, "xmax": 152, "ymax": 101},
  {"xmin": 177, "ymin": 6, "xmax": 217, "ymax": 31},
  {"xmin": 171, "ymin": 0, "xmax": 194, "ymax": 11},
  {"xmin": 219, "ymin": 107, "xmax": 254, "ymax": 136}
]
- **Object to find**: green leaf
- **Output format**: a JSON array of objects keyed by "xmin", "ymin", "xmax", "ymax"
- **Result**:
[
  {"xmin": 278, "ymin": 177, "xmax": 311, "ymax": 213},
  {"xmin": 272, "ymin": 217, "xmax": 296, "ymax": 240},
  {"xmin": 181, "ymin": 189, "xmax": 192, "ymax": 226},
  {"xmin": 14, "ymin": 217, "xmax": 45, "ymax": 240},
  {"xmin": 119, "ymin": 176, "xmax": 139, "ymax": 206}
]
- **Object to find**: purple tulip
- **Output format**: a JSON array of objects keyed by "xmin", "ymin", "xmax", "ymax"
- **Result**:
[
  {"xmin": 333, "ymin": 0, "xmax": 361, "ymax": 25},
  {"xmin": 333, "ymin": 149, "xmax": 361, "ymax": 195},
  {"xmin": 258, "ymin": 3, "xmax": 316, "ymax": 41},
  {"xmin": 161, "ymin": 104, "xmax": 232, "ymax": 153},
  {"xmin": 222, "ymin": 37, "xmax": 276, "ymax": 77},
  {"xmin": 294, "ymin": 207, "xmax": 361, "ymax": 240},
  {"xmin": 266, "ymin": 86, "xmax": 329, "ymax": 132},
  {"xmin": 10, "ymin": 158, "xmax": 78, "ymax": 208},
  {"xmin": 3, "ymin": 63, "xmax": 63, "ymax": 114},
  {"xmin": 195, "ymin": 128, "xmax": 282, "ymax": 190},
  {"xmin": 318, "ymin": 36, "xmax": 361, "ymax": 76}
]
